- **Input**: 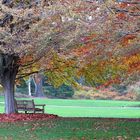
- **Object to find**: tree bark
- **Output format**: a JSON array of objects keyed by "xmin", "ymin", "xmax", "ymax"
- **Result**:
[
  {"xmin": 0, "ymin": 53, "xmax": 19, "ymax": 114},
  {"xmin": 33, "ymin": 73, "xmax": 45, "ymax": 97},
  {"xmin": 3, "ymin": 74, "xmax": 15, "ymax": 114}
]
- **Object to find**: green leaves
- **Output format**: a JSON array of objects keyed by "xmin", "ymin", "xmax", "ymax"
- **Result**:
[{"xmin": 45, "ymin": 53, "xmax": 78, "ymax": 87}]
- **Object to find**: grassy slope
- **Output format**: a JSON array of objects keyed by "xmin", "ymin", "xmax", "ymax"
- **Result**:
[
  {"xmin": 0, "ymin": 118, "xmax": 140, "ymax": 140},
  {"xmin": 29, "ymin": 98, "xmax": 140, "ymax": 118},
  {"xmin": 33, "ymin": 98, "xmax": 140, "ymax": 107},
  {"xmin": 0, "ymin": 96, "xmax": 140, "ymax": 118}
]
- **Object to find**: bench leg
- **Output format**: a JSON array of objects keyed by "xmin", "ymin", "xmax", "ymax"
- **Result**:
[{"xmin": 42, "ymin": 106, "xmax": 45, "ymax": 114}]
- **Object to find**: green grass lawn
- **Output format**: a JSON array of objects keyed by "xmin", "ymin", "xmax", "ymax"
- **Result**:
[
  {"xmin": 24, "ymin": 98, "xmax": 140, "ymax": 118},
  {"xmin": 0, "ymin": 118, "xmax": 140, "ymax": 140},
  {"xmin": 0, "ymin": 96, "xmax": 140, "ymax": 118},
  {"xmin": 0, "ymin": 96, "xmax": 140, "ymax": 139}
]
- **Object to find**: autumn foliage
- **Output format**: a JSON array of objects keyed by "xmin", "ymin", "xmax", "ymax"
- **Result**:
[{"xmin": 0, "ymin": 0, "xmax": 139, "ymax": 87}]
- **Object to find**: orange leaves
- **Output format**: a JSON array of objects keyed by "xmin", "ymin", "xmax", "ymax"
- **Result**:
[
  {"xmin": 73, "ymin": 46, "xmax": 90, "ymax": 56},
  {"xmin": 129, "ymin": 61, "xmax": 140, "ymax": 70},
  {"xmin": 72, "ymin": 33, "xmax": 98, "ymax": 57},
  {"xmin": 122, "ymin": 53, "xmax": 140, "ymax": 74},
  {"xmin": 15, "ymin": 79, "xmax": 22, "ymax": 86},
  {"xmin": 76, "ymin": 68, "xmax": 85, "ymax": 77},
  {"xmin": 72, "ymin": 43, "xmax": 97, "ymax": 58},
  {"xmin": 124, "ymin": 34, "xmax": 137, "ymax": 40},
  {"xmin": 121, "ymin": 34, "xmax": 137, "ymax": 46},
  {"xmin": 119, "ymin": 3, "xmax": 128, "ymax": 8},
  {"xmin": 99, "ymin": 61, "xmax": 106, "ymax": 68},
  {"xmin": 128, "ymin": 61, "xmax": 140, "ymax": 74},
  {"xmin": 19, "ymin": 55, "xmax": 33, "ymax": 65},
  {"xmin": 82, "ymin": 34, "xmax": 97, "ymax": 43},
  {"xmin": 46, "ymin": 61, "xmax": 54, "ymax": 70},
  {"xmin": 97, "ymin": 76, "xmax": 121, "ymax": 89},
  {"xmin": 116, "ymin": 13, "xmax": 127, "ymax": 20}
]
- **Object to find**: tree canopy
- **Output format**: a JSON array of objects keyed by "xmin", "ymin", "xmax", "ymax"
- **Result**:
[{"xmin": 0, "ymin": 0, "xmax": 139, "ymax": 114}]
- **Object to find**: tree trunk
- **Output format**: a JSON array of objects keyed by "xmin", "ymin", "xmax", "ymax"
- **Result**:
[
  {"xmin": 3, "ymin": 74, "xmax": 16, "ymax": 114},
  {"xmin": 33, "ymin": 73, "xmax": 45, "ymax": 97},
  {"xmin": 35, "ymin": 80, "xmax": 44, "ymax": 97},
  {"xmin": 0, "ymin": 53, "xmax": 19, "ymax": 114}
]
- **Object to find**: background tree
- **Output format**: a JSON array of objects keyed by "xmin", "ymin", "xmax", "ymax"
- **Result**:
[{"xmin": 33, "ymin": 73, "xmax": 45, "ymax": 97}]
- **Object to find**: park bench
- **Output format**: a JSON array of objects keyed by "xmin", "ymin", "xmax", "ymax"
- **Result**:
[{"xmin": 15, "ymin": 99, "xmax": 46, "ymax": 114}]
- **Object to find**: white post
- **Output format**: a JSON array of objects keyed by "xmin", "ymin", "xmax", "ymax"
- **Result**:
[{"xmin": 28, "ymin": 76, "xmax": 32, "ymax": 96}]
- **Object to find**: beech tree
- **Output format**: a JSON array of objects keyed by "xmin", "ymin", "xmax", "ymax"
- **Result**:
[
  {"xmin": 0, "ymin": 0, "xmax": 89, "ymax": 114},
  {"xmin": 0, "ymin": 0, "xmax": 139, "ymax": 114}
]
